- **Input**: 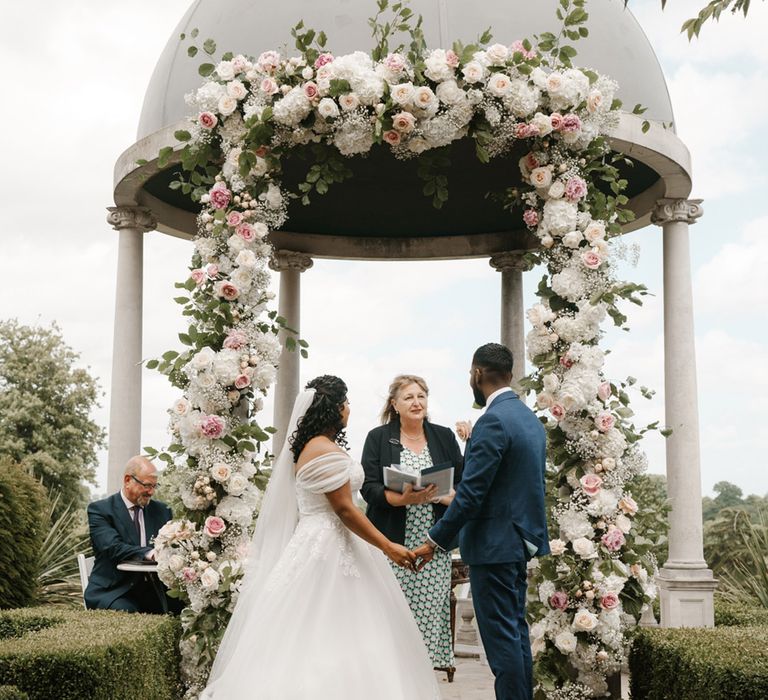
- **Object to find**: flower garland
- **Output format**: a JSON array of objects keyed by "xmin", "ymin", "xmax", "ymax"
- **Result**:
[{"xmin": 149, "ymin": 1, "xmax": 660, "ymax": 696}]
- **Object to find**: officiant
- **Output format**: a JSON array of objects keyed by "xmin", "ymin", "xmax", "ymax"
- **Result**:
[
  {"xmin": 84, "ymin": 455, "xmax": 177, "ymax": 613},
  {"xmin": 361, "ymin": 375, "xmax": 463, "ymax": 670}
]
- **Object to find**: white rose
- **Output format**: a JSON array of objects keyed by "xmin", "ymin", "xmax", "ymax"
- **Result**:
[
  {"xmin": 191, "ymin": 347, "xmax": 215, "ymax": 371},
  {"xmin": 251, "ymin": 157, "xmax": 268, "ymax": 177},
  {"xmin": 413, "ymin": 86, "xmax": 438, "ymax": 113},
  {"xmin": 218, "ymin": 95, "xmax": 238, "ymax": 116},
  {"xmin": 572, "ymin": 609, "xmax": 599, "ymax": 632},
  {"xmin": 549, "ymin": 538, "xmax": 566, "ymax": 555},
  {"xmin": 584, "ymin": 222, "xmax": 607, "ymax": 243},
  {"xmin": 199, "ymin": 566, "xmax": 220, "ymax": 591},
  {"xmin": 535, "ymin": 392, "xmax": 555, "ymax": 409},
  {"xmin": 226, "ymin": 80, "xmax": 247, "ymax": 100},
  {"xmin": 210, "ymin": 463, "xmax": 232, "ymax": 482},
  {"xmin": 424, "ymin": 49, "xmax": 454, "ymax": 82},
  {"xmin": 554, "ymin": 630, "xmax": 578, "ymax": 655},
  {"xmin": 572, "ymin": 537, "xmax": 597, "ymax": 559},
  {"xmin": 543, "ymin": 373, "xmax": 560, "ymax": 393},
  {"xmin": 435, "ymin": 79, "xmax": 465, "ymax": 105},
  {"xmin": 235, "ymin": 249, "xmax": 257, "ymax": 268},
  {"xmin": 530, "ymin": 166, "xmax": 553, "ymax": 189},
  {"xmin": 168, "ymin": 554, "xmax": 185, "ymax": 573},
  {"xmin": 586, "ymin": 89, "xmax": 604, "ymax": 114},
  {"xmin": 615, "ymin": 514, "xmax": 632, "ymax": 534},
  {"xmin": 339, "ymin": 93, "xmax": 360, "ymax": 111},
  {"xmin": 562, "ymin": 230, "xmax": 584, "ymax": 249},
  {"xmin": 195, "ymin": 371, "xmax": 216, "ymax": 390},
  {"xmin": 461, "ymin": 61, "xmax": 486, "ymax": 84},
  {"xmin": 172, "ymin": 397, "xmax": 191, "ymax": 417},
  {"xmin": 486, "ymin": 43, "xmax": 510, "ymax": 65},
  {"xmin": 216, "ymin": 60, "xmax": 235, "ymax": 81},
  {"xmin": 548, "ymin": 180, "xmax": 566, "ymax": 199},
  {"xmin": 227, "ymin": 472, "xmax": 248, "ymax": 496},
  {"xmin": 531, "ymin": 637, "xmax": 547, "ymax": 657},
  {"xmin": 228, "ymin": 233, "xmax": 246, "ymax": 254},
  {"xmin": 531, "ymin": 112, "xmax": 553, "ymax": 136},
  {"xmin": 264, "ymin": 183, "xmax": 283, "ymax": 209},
  {"xmin": 301, "ymin": 66, "xmax": 314, "ymax": 80},
  {"xmin": 390, "ymin": 82, "xmax": 415, "ymax": 106},
  {"xmin": 317, "ymin": 97, "xmax": 340, "ymax": 119},
  {"xmin": 486, "ymin": 72, "xmax": 511, "ymax": 97}
]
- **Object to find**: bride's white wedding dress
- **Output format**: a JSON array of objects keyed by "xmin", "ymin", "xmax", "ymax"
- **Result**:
[{"xmin": 201, "ymin": 449, "xmax": 441, "ymax": 699}]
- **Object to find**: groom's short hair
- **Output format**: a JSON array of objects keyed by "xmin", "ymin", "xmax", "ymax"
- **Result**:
[{"xmin": 472, "ymin": 343, "xmax": 514, "ymax": 378}]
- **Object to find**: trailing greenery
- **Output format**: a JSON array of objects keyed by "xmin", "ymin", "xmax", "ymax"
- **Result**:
[
  {"xmin": 0, "ymin": 459, "xmax": 48, "ymax": 609},
  {"xmin": 630, "ymin": 624, "xmax": 768, "ymax": 700},
  {"xmin": 0, "ymin": 607, "xmax": 181, "ymax": 700}
]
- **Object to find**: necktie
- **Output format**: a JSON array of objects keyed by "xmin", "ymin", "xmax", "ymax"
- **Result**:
[{"xmin": 131, "ymin": 505, "xmax": 143, "ymax": 545}]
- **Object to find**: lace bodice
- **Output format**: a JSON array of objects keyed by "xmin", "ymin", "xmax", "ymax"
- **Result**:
[{"xmin": 295, "ymin": 451, "xmax": 363, "ymax": 516}]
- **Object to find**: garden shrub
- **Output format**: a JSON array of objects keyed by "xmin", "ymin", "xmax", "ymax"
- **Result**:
[
  {"xmin": 0, "ymin": 607, "xmax": 181, "ymax": 700},
  {"xmin": 714, "ymin": 599, "xmax": 768, "ymax": 627},
  {"xmin": 0, "ymin": 687, "xmax": 28, "ymax": 700}
]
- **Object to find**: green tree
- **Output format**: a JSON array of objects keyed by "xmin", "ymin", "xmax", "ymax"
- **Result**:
[
  {"xmin": 626, "ymin": 1, "xmax": 761, "ymax": 38},
  {"xmin": 626, "ymin": 473, "xmax": 670, "ymax": 567},
  {"xmin": 0, "ymin": 320, "xmax": 106, "ymax": 512}
]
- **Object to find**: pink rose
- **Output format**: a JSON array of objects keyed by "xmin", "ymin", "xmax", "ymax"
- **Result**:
[
  {"xmin": 260, "ymin": 77, "xmax": 279, "ymax": 96},
  {"xmin": 254, "ymin": 145, "xmax": 269, "ymax": 158},
  {"xmin": 601, "ymin": 528, "xmax": 625, "ymax": 552},
  {"xmin": 549, "ymin": 591, "xmax": 569, "ymax": 611},
  {"xmin": 234, "ymin": 373, "xmax": 252, "ymax": 389},
  {"xmin": 523, "ymin": 209, "xmax": 539, "ymax": 228},
  {"xmin": 580, "ymin": 473, "xmax": 603, "ymax": 497},
  {"xmin": 445, "ymin": 49, "xmax": 460, "ymax": 68},
  {"xmin": 200, "ymin": 414, "xmax": 226, "ymax": 439},
  {"xmin": 581, "ymin": 250, "xmax": 603, "ymax": 269},
  {"xmin": 385, "ymin": 53, "xmax": 406, "ymax": 72},
  {"xmin": 524, "ymin": 152, "xmax": 539, "ymax": 171},
  {"xmin": 314, "ymin": 52, "xmax": 334, "ymax": 69},
  {"xmin": 181, "ymin": 567, "xmax": 198, "ymax": 582},
  {"xmin": 559, "ymin": 355, "xmax": 574, "ymax": 369},
  {"xmin": 383, "ymin": 130, "xmax": 401, "ymax": 146},
  {"xmin": 594, "ymin": 412, "xmax": 615, "ymax": 432},
  {"xmin": 561, "ymin": 114, "xmax": 582, "ymax": 133},
  {"xmin": 257, "ymin": 50, "xmax": 281, "ymax": 74},
  {"xmin": 209, "ymin": 182, "xmax": 232, "ymax": 210},
  {"xmin": 597, "ymin": 381, "xmax": 612, "ymax": 402},
  {"xmin": 198, "ymin": 111, "xmax": 218, "ymax": 129},
  {"xmin": 392, "ymin": 111, "xmax": 416, "ymax": 133},
  {"xmin": 206, "ymin": 263, "xmax": 219, "ymax": 278},
  {"xmin": 600, "ymin": 592, "xmax": 620, "ymax": 610},
  {"xmin": 303, "ymin": 82, "xmax": 319, "ymax": 100},
  {"xmin": 223, "ymin": 329, "xmax": 248, "ymax": 350},
  {"xmin": 619, "ymin": 495, "xmax": 638, "ymax": 516},
  {"xmin": 204, "ymin": 515, "xmax": 227, "ymax": 538},
  {"xmin": 565, "ymin": 176, "xmax": 588, "ymax": 202},
  {"xmin": 515, "ymin": 123, "xmax": 539, "ymax": 139},
  {"xmin": 550, "ymin": 113, "xmax": 564, "ymax": 131},
  {"xmin": 226, "ymin": 211, "xmax": 244, "ymax": 227},
  {"xmin": 549, "ymin": 404, "xmax": 566, "ymax": 421},
  {"xmin": 510, "ymin": 39, "xmax": 537, "ymax": 60},
  {"xmin": 190, "ymin": 269, "xmax": 206, "ymax": 286},
  {"xmin": 236, "ymin": 222, "xmax": 257, "ymax": 242},
  {"xmin": 217, "ymin": 282, "xmax": 239, "ymax": 301}
]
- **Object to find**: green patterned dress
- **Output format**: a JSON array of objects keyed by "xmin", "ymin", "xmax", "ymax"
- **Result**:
[{"xmin": 391, "ymin": 445, "xmax": 454, "ymax": 668}]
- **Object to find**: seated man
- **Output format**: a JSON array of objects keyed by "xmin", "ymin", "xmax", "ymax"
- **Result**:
[{"xmin": 85, "ymin": 455, "xmax": 175, "ymax": 613}]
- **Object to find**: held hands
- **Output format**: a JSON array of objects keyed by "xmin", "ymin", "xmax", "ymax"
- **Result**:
[
  {"xmin": 399, "ymin": 483, "xmax": 439, "ymax": 506},
  {"xmin": 413, "ymin": 542, "xmax": 436, "ymax": 571},
  {"xmin": 384, "ymin": 542, "xmax": 417, "ymax": 571},
  {"xmin": 455, "ymin": 420, "xmax": 473, "ymax": 442}
]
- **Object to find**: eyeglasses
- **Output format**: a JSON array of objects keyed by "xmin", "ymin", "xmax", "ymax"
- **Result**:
[{"xmin": 130, "ymin": 474, "xmax": 159, "ymax": 490}]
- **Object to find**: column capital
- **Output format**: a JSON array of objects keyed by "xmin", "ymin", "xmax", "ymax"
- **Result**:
[
  {"xmin": 489, "ymin": 252, "xmax": 531, "ymax": 273},
  {"xmin": 106, "ymin": 206, "xmax": 157, "ymax": 232},
  {"xmin": 651, "ymin": 198, "xmax": 704, "ymax": 227},
  {"xmin": 269, "ymin": 250, "xmax": 314, "ymax": 273}
]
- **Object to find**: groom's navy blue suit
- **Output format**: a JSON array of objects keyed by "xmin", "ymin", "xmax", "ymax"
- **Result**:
[{"xmin": 429, "ymin": 390, "xmax": 548, "ymax": 700}]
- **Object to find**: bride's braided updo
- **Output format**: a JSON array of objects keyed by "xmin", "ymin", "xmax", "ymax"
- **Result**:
[{"xmin": 288, "ymin": 375, "xmax": 350, "ymax": 462}]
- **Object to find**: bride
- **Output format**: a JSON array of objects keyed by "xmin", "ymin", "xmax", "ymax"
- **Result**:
[{"xmin": 201, "ymin": 375, "xmax": 441, "ymax": 699}]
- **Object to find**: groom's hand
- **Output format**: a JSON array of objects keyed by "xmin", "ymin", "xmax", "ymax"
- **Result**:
[{"xmin": 413, "ymin": 542, "xmax": 435, "ymax": 571}]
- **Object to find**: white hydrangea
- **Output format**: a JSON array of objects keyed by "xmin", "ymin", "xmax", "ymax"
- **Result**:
[
  {"xmin": 542, "ymin": 198, "xmax": 579, "ymax": 236},
  {"xmin": 272, "ymin": 87, "xmax": 312, "ymax": 126}
]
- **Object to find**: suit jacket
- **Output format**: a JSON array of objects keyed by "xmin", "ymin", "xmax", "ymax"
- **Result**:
[
  {"xmin": 361, "ymin": 417, "xmax": 463, "ymax": 546},
  {"xmin": 429, "ymin": 391, "xmax": 549, "ymax": 565},
  {"xmin": 84, "ymin": 493, "xmax": 173, "ymax": 610}
]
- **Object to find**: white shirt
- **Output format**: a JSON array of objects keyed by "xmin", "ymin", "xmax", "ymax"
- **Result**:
[
  {"xmin": 120, "ymin": 489, "xmax": 146, "ymax": 547},
  {"xmin": 485, "ymin": 385, "xmax": 513, "ymax": 408}
]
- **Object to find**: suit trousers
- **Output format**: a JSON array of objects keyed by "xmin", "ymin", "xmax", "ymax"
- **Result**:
[{"xmin": 470, "ymin": 561, "xmax": 532, "ymax": 700}]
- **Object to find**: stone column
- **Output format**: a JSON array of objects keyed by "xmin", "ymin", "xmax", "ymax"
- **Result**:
[
  {"xmin": 489, "ymin": 253, "xmax": 529, "ymax": 392},
  {"xmin": 106, "ymin": 206, "xmax": 156, "ymax": 493},
  {"xmin": 651, "ymin": 198, "xmax": 716, "ymax": 628},
  {"xmin": 269, "ymin": 250, "xmax": 313, "ymax": 453}
]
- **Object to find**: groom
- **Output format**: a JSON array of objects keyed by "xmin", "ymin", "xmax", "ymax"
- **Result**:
[{"xmin": 415, "ymin": 343, "xmax": 549, "ymax": 700}]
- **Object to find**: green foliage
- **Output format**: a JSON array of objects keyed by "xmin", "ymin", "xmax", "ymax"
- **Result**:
[
  {"xmin": 0, "ymin": 321, "xmax": 106, "ymax": 514},
  {"xmin": 625, "ymin": 473, "xmax": 669, "ymax": 566},
  {"xmin": 714, "ymin": 600, "xmax": 768, "ymax": 627},
  {"xmin": 0, "ymin": 686, "xmax": 28, "ymax": 700},
  {"xmin": 0, "ymin": 459, "xmax": 48, "ymax": 609},
  {"xmin": 34, "ymin": 491, "xmax": 91, "ymax": 608},
  {"xmin": 717, "ymin": 508, "xmax": 768, "ymax": 608},
  {"xmin": 416, "ymin": 148, "xmax": 451, "ymax": 209},
  {"xmin": 368, "ymin": 1, "xmax": 426, "ymax": 66},
  {"xmin": 628, "ymin": 0, "xmax": 758, "ymax": 39},
  {"xmin": 0, "ymin": 607, "xmax": 181, "ymax": 700},
  {"xmin": 536, "ymin": 0, "xmax": 590, "ymax": 68},
  {"xmin": 629, "ymin": 624, "xmax": 768, "ymax": 699}
]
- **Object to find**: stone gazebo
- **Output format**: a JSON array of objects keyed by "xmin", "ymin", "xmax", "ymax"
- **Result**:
[{"xmin": 109, "ymin": 0, "xmax": 715, "ymax": 628}]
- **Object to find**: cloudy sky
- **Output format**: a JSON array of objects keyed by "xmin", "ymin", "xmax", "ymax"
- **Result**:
[{"xmin": 1, "ymin": 0, "xmax": 766, "ymax": 498}]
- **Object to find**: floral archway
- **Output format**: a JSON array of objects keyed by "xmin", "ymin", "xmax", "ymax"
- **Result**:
[{"xmin": 148, "ymin": 2, "xmax": 660, "ymax": 697}]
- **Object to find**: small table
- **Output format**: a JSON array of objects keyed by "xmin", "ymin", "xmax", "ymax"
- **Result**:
[
  {"xmin": 435, "ymin": 555, "xmax": 471, "ymax": 683},
  {"xmin": 117, "ymin": 561, "xmax": 168, "ymax": 613}
]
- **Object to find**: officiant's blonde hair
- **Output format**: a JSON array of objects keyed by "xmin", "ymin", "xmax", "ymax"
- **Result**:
[{"xmin": 380, "ymin": 374, "xmax": 430, "ymax": 424}]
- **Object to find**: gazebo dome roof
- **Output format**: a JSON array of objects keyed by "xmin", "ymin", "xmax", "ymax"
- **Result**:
[{"xmin": 138, "ymin": 0, "xmax": 674, "ymax": 140}]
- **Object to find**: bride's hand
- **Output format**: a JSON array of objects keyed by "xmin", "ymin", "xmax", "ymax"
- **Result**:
[{"xmin": 384, "ymin": 542, "xmax": 416, "ymax": 570}]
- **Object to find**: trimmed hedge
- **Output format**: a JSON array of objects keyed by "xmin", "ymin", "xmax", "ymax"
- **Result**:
[
  {"xmin": 630, "ymin": 624, "xmax": 768, "ymax": 699},
  {"xmin": 714, "ymin": 600, "xmax": 768, "ymax": 628},
  {"xmin": 0, "ymin": 607, "xmax": 181, "ymax": 700},
  {"xmin": 0, "ymin": 687, "xmax": 28, "ymax": 700}
]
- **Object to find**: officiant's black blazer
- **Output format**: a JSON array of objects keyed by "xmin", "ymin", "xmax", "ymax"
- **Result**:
[{"xmin": 361, "ymin": 416, "xmax": 463, "ymax": 546}]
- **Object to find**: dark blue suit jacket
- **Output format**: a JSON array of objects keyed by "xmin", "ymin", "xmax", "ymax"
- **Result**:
[
  {"xmin": 429, "ymin": 391, "xmax": 549, "ymax": 564},
  {"xmin": 84, "ymin": 493, "xmax": 172, "ymax": 610}
]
